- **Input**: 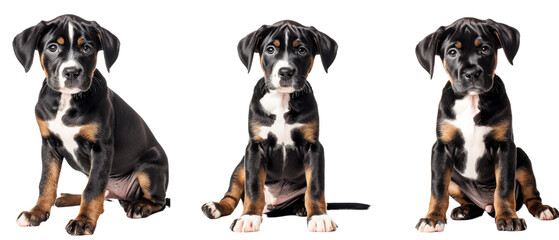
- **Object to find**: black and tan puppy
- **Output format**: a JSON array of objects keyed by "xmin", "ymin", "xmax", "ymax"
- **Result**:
[
  {"xmin": 13, "ymin": 15, "xmax": 169, "ymax": 235},
  {"xmin": 415, "ymin": 17, "xmax": 558, "ymax": 232},
  {"xmin": 201, "ymin": 20, "xmax": 338, "ymax": 232}
]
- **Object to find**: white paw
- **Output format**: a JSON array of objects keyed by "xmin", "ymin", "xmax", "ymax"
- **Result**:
[
  {"xmin": 539, "ymin": 209, "xmax": 554, "ymax": 220},
  {"xmin": 418, "ymin": 221, "xmax": 445, "ymax": 233},
  {"xmin": 307, "ymin": 214, "xmax": 337, "ymax": 232},
  {"xmin": 16, "ymin": 214, "xmax": 30, "ymax": 227},
  {"xmin": 231, "ymin": 215, "xmax": 262, "ymax": 232},
  {"xmin": 202, "ymin": 202, "xmax": 221, "ymax": 219}
]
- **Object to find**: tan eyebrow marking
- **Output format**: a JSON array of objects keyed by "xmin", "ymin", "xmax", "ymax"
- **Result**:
[{"xmin": 474, "ymin": 38, "xmax": 481, "ymax": 47}]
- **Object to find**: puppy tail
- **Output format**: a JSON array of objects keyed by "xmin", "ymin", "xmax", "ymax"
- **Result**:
[{"xmin": 327, "ymin": 202, "xmax": 370, "ymax": 210}]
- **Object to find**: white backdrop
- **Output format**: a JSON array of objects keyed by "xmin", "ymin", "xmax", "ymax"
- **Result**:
[{"xmin": 1, "ymin": 0, "xmax": 558, "ymax": 239}]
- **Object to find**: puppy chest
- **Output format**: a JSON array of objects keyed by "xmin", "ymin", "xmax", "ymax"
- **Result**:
[
  {"xmin": 442, "ymin": 95, "xmax": 492, "ymax": 179},
  {"xmin": 256, "ymin": 92, "xmax": 302, "ymax": 146},
  {"xmin": 44, "ymin": 94, "xmax": 98, "ymax": 168}
]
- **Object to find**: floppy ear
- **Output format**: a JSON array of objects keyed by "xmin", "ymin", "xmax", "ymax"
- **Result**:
[
  {"xmin": 94, "ymin": 22, "xmax": 120, "ymax": 72},
  {"xmin": 487, "ymin": 19, "xmax": 520, "ymax": 65},
  {"xmin": 13, "ymin": 21, "xmax": 47, "ymax": 72},
  {"xmin": 237, "ymin": 25, "xmax": 272, "ymax": 73},
  {"xmin": 309, "ymin": 27, "xmax": 338, "ymax": 73},
  {"xmin": 415, "ymin": 26, "xmax": 446, "ymax": 79}
]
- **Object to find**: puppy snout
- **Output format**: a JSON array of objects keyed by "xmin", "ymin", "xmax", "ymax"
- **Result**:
[
  {"xmin": 63, "ymin": 67, "xmax": 82, "ymax": 81},
  {"xmin": 278, "ymin": 67, "xmax": 295, "ymax": 80},
  {"xmin": 461, "ymin": 67, "xmax": 483, "ymax": 82}
]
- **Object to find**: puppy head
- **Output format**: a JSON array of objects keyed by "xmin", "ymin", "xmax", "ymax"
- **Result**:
[
  {"xmin": 416, "ymin": 17, "xmax": 519, "ymax": 95},
  {"xmin": 238, "ymin": 20, "xmax": 337, "ymax": 93},
  {"xmin": 13, "ymin": 14, "xmax": 119, "ymax": 94}
]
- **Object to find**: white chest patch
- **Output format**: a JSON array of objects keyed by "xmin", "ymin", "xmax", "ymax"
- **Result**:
[
  {"xmin": 47, "ymin": 94, "xmax": 82, "ymax": 168},
  {"xmin": 258, "ymin": 90, "xmax": 302, "ymax": 146},
  {"xmin": 445, "ymin": 95, "xmax": 492, "ymax": 179}
]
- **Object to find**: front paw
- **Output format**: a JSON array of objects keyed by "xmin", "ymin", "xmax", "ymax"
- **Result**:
[
  {"xmin": 535, "ymin": 205, "xmax": 559, "ymax": 220},
  {"xmin": 416, "ymin": 218, "xmax": 445, "ymax": 232},
  {"xmin": 230, "ymin": 215, "xmax": 263, "ymax": 232},
  {"xmin": 66, "ymin": 218, "xmax": 96, "ymax": 235},
  {"xmin": 16, "ymin": 210, "xmax": 49, "ymax": 227},
  {"xmin": 495, "ymin": 216, "xmax": 526, "ymax": 231},
  {"xmin": 307, "ymin": 214, "xmax": 337, "ymax": 232}
]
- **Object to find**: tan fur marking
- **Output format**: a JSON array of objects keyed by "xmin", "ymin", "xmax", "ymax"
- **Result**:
[
  {"xmin": 439, "ymin": 122, "xmax": 458, "ymax": 144},
  {"xmin": 300, "ymin": 120, "xmax": 318, "ymax": 143},
  {"xmin": 250, "ymin": 122, "xmax": 263, "ymax": 142},
  {"xmin": 33, "ymin": 160, "xmax": 61, "ymax": 211},
  {"xmin": 218, "ymin": 166, "xmax": 245, "ymax": 216},
  {"xmin": 273, "ymin": 40, "xmax": 280, "ymax": 47},
  {"xmin": 443, "ymin": 59, "xmax": 454, "ymax": 85},
  {"xmin": 57, "ymin": 37, "xmax": 64, "ymax": 45},
  {"xmin": 494, "ymin": 165, "xmax": 519, "ymax": 219},
  {"xmin": 77, "ymin": 37, "xmax": 84, "ymax": 45},
  {"xmin": 492, "ymin": 121, "xmax": 509, "ymax": 141},
  {"xmin": 36, "ymin": 117, "xmax": 50, "ymax": 138},
  {"xmin": 449, "ymin": 181, "xmax": 470, "ymax": 206},
  {"xmin": 424, "ymin": 168, "xmax": 451, "ymax": 223},
  {"xmin": 304, "ymin": 166, "xmax": 327, "ymax": 219},
  {"xmin": 91, "ymin": 55, "xmax": 97, "ymax": 78},
  {"xmin": 305, "ymin": 56, "xmax": 314, "ymax": 78},
  {"xmin": 293, "ymin": 40, "xmax": 300, "ymax": 47},
  {"xmin": 242, "ymin": 167, "xmax": 266, "ymax": 215},
  {"xmin": 40, "ymin": 52, "xmax": 49, "ymax": 78},
  {"xmin": 137, "ymin": 172, "xmax": 153, "ymax": 202},
  {"xmin": 260, "ymin": 55, "xmax": 267, "ymax": 76},
  {"xmin": 516, "ymin": 167, "xmax": 544, "ymax": 216},
  {"xmin": 79, "ymin": 123, "xmax": 99, "ymax": 143},
  {"xmin": 75, "ymin": 193, "xmax": 105, "ymax": 224},
  {"xmin": 455, "ymin": 41, "xmax": 462, "ymax": 49},
  {"xmin": 55, "ymin": 193, "xmax": 82, "ymax": 207},
  {"xmin": 474, "ymin": 38, "xmax": 481, "ymax": 47}
]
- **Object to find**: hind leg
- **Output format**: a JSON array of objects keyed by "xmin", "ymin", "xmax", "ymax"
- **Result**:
[
  {"xmin": 516, "ymin": 148, "xmax": 559, "ymax": 220},
  {"xmin": 125, "ymin": 163, "xmax": 169, "ymax": 219},
  {"xmin": 448, "ymin": 181, "xmax": 484, "ymax": 220},
  {"xmin": 55, "ymin": 193, "xmax": 82, "ymax": 207},
  {"xmin": 202, "ymin": 160, "xmax": 244, "ymax": 219},
  {"xmin": 120, "ymin": 147, "xmax": 169, "ymax": 219}
]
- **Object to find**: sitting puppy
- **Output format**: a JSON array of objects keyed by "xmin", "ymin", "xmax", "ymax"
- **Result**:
[
  {"xmin": 13, "ymin": 14, "xmax": 169, "ymax": 235},
  {"xmin": 201, "ymin": 20, "xmax": 339, "ymax": 232},
  {"xmin": 415, "ymin": 17, "xmax": 558, "ymax": 232}
]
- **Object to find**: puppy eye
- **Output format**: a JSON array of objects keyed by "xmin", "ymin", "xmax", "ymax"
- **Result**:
[
  {"xmin": 298, "ymin": 47, "xmax": 308, "ymax": 55},
  {"xmin": 266, "ymin": 46, "xmax": 275, "ymax": 54},
  {"xmin": 447, "ymin": 49, "xmax": 457, "ymax": 57},
  {"xmin": 82, "ymin": 45, "xmax": 92, "ymax": 54},
  {"xmin": 47, "ymin": 44, "xmax": 58, "ymax": 52},
  {"xmin": 481, "ymin": 45, "xmax": 491, "ymax": 55}
]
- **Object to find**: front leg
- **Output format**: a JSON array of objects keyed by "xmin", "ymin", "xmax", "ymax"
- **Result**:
[
  {"xmin": 66, "ymin": 144, "xmax": 113, "ymax": 235},
  {"xmin": 230, "ymin": 142, "xmax": 266, "ymax": 232},
  {"xmin": 17, "ymin": 141, "xmax": 62, "ymax": 227},
  {"xmin": 304, "ymin": 142, "xmax": 337, "ymax": 232},
  {"xmin": 494, "ymin": 142, "xmax": 526, "ymax": 231},
  {"xmin": 417, "ymin": 142, "xmax": 452, "ymax": 233}
]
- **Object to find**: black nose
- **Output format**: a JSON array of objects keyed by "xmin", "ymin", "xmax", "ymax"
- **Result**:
[
  {"xmin": 278, "ymin": 67, "xmax": 295, "ymax": 80},
  {"xmin": 461, "ymin": 68, "xmax": 483, "ymax": 82},
  {"xmin": 63, "ymin": 67, "xmax": 82, "ymax": 80}
]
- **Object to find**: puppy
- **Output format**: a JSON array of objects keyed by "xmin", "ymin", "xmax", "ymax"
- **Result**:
[
  {"xmin": 13, "ymin": 14, "xmax": 169, "ymax": 235},
  {"xmin": 415, "ymin": 17, "xmax": 558, "ymax": 232},
  {"xmin": 201, "ymin": 20, "xmax": 339, "ymax": 232}
]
